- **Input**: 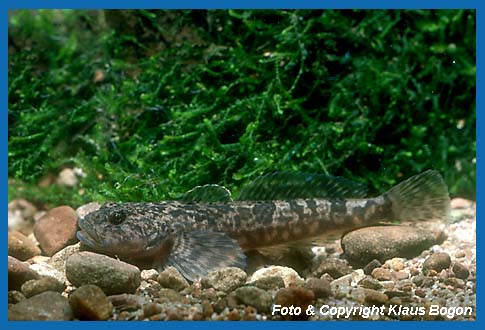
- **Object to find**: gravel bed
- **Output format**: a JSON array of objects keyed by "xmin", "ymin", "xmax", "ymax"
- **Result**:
[{"xmin": 8, "ymin": 198, "xmax": 476, "ymax": 321}]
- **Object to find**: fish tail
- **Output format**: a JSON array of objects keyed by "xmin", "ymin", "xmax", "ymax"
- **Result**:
[{"xmin": 383, "ymin": 170, "xmax": 450, "ymax": 223}]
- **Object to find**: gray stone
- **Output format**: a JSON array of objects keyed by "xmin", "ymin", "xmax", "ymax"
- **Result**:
[
  {"xmin": 304, "ymin": 277, "xmax": 332, "ymax": 298},
  {"xmin": 201, "ymin": 267, "xmax": 247, "ymax": 292},
  {"xmin": 21, "ymin": 276, "xmax": 65, "ymax": 297},
  {"xmin": 342, "ymin": 226, "xmax": 446, "ymax": 267},
  {"xmin": 8, "ymin": 230, "xmax": 41, "ymax": 260},
  {"xmin": 235, "ymin": 286, "xmax": 272, "ymax": 312},
  {"xmin": 66, "ymin": 251, "xmax": 141, "ymax": 295},
  {"xmin": 8, "ymin": 291, "xmax": 73, "ymax": 320}
]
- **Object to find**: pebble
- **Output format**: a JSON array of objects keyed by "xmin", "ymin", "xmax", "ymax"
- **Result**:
[
  {"xmin": 158, "ymin": 288, "xmax": 188, "ymax": 304},
  {"xmin": 33, "ymin": 206, "xmax": 79, "ymax": 256},
  {"xmin": 201, "ymin": 267, "xmax": 247, "ymax": 292},
  {"xmin": 362, "ymin": 288, "xmax": 389, "ymax": 305},
  {"xmin": 66, "ymin": 252, "xmax": 141, "ymax": 295},
  {"xmin": 8, "ymin": 256, "xmax": 40, "ymax": 291},
  {"xmin": 8, "ymin": 230, "xmax": 41, "ymax": 260},
  {"xmin": 452, "ymin": 262, "xmax": 470, "ymax": 279},
  {"xmin": 422, "ymin": 253, "xmax": 451, "ymax": 274},
  {"xmin": 69, "ymin": 284, "xmax": 113, "ymax": 320},
  {"xmin": 8, "ymin": 291, "xmax": 73, "ymax": 320},
  {"xmin": 274, "ymin": 287, "xmax": 315, "ymax": 320},
  {"xmin": 311, "ymin": 258, "xmax": 352, "ymax": 279},
  {"xmin": 371, "ymin": 267, "xmax": 393, "ymax": 281},
  {"xmin": 363, "ymin": 259, "xmax": 382, "ymax": 275},
  {"xmin": 141, "ymin": 269, "xmax": 159, "ymax": 281},
  {"xmin": 48, "ymin": 243, "xmax": 81, "ymax": 277},
  {"xmin": 21, "ymin": 276, "xmax": 65, "ymax": 297},
  {"xmin": 358, "ymin": 277, "xmax": 383, "ymax": 290},
  {"xmin": 250, "ymin": 275, "xmax": 286, "ymax": 290},
  {"xmin": 157, "ymin": 266, "xmax": 189, "ymax": 291},
  {"xmin": 143, "ymin": 302, "xmax": 163, "ymax": 319},
  {"xmin": 234, "ymin": 286, "xmax": 272, "ymax": 312},
  {"xmin": 76, "ymin": 202, "xmax": 101, "ymax": 219},
  {"xmin": 388, "ymin": 258, "xmax": 405, "ymax": 271},
  {"xmin": 304, "ymin": 277, "xmax": 332, "ymax": 298},
  {"xmin": 108, "ymin": 293, "xmax": 144, "ymax": 311},
  {"xmin": 250, "ymin": 266, "xmax": 303, "ymax": 287},
  {"xmin": 342, "ymin": 226, "xmax": 446, "ymax": 267},
  {"xmin": 29, "ymin": 262, "xmax": 66, "ymax": 285},
  {"xmin": 415, "ymin": 288, "xmax": 427, "ymax": 298}
]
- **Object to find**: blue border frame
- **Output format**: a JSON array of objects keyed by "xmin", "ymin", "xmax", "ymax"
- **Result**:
[{"xmin": 3, "ymin": 0, "xmax": 480, "ymax": 329}]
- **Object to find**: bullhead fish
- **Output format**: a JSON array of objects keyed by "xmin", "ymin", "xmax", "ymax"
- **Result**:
[{"xmin": 77, "ymin": 170, "xmax": 450, "ymax": 280}]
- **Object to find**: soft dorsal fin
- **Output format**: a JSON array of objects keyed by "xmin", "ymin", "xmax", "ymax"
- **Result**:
[
  {"xmin": 236, "ymin": 172, "xmax": 367, "ymax": 201},
  {"xmin": 181, "ymin": 184, "xmax": 233, "ymax": 203}
]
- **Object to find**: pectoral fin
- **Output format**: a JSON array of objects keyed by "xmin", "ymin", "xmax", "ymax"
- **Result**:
[{"xmin": 167, "ymin": 230, "xmax": 246, "ymax": 281}]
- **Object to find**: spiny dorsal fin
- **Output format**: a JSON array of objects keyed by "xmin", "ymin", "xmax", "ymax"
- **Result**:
[
  {"xmin": 237, "ymin": 172, "xmax": 367, "ymax": 201},
  {"xmin": 181, "ymin": 184, "xmax": 233, "ymax": 203}
]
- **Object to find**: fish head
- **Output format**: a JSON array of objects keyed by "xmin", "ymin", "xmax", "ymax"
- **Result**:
[{"xmin": 77, "ymin": 202, "xmax": 172, "ymax": 258}]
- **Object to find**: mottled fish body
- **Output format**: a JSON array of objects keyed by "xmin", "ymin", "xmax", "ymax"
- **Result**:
[{"xmin": 77, "ymin": 170, "xmax": 450, "ymax": 280}]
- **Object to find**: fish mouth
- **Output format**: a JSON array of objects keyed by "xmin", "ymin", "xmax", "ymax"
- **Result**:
[{"xmin": 76, "ymin": 230, "xmax": 100, "ymax": 248}]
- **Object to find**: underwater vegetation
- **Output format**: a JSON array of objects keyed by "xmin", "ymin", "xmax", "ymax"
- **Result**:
[{"xmin": 8, "ymin": 10, "xmax": 476, "ymax": 208}]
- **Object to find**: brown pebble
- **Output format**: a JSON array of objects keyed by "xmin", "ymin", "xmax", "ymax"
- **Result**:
[
  {"xmin": 158, "ymin": 288, "xmax": 188, "ymax": 304},
  {"xmin": 201, "ymin": 300, "xmax": 213, "ymax": 318},
  {"xmin": 8, "ymin": 231, "xmax": 41, "ymax": 261},
  {"xmin": 157, "ymin": 266, "xmax": 189, "ymax": 291},
  {"xmin": 371, "ymin": 267, "xmax": 392, "ymax": 281},
  {"xmin": 143, "ymin": 303, "xmax": 162, "ymax": 319},
  {"xmin": 274, "ymin": 287, "xmax": 314, "ymax": 320},
  {"xmin": 422, "ymin": 253, "xmax": 451, "ymax": 274},
  {"xmin": 390, "ymin": 258, "xmax": 405, "ymax": 271},
  {"xmin": 415, "ymin": 288, "xmax": 427, "ymax": 298},
  {"xmin": 34, "ymin": 206, "xmax": 78, "ymax": 256},
  {"xmin": 393, "ymin": 271, "xmax": 409, "ymax": 280},
  {"xmin": 454, "ymin": 251, "xmax": 466, "ymax": 258},
  {"xmin": 363, "ymin": 259, "xmax": 382, "ymax": 275},
  {"xmin": 311, "ymin": 259, "xmax": 352, "ymax": 279},
  {"xmin": 243, "ymin": 306, "xmax": 257, "ymax": 320},
  {"xmin": 304, "ymin": 277, "xmax": 331, "ymax": 298},
  {"xmin": 165, "ymin": 307, "xmax": 184, "ymax": 320},
  {"xmin": 452, "ymin": 262, "xmax": 470, "ymax": 279},
  {"xmin": 8, "ymin": 256, "xmax": 40, "ymax": 291},
  {"xmin": 358, "ymin": 277, "xmax": 383, "ymax": 290},
  {"xmin": 69, "ymin": 284, "xmax": 113, "ymax": 320},
  {"xmin": 108, "ymin": 293, "xmax": 143, "ymax": 311},
  {"xmin": 409, "ymin": 267, "xmax": 420, "ymax": 276},
  {"xmin": 362, "ymin": 288, "xmax": 388, "ymax": 305},
  {"xmin": 227, "ymin": 308, "xmax": 240, "ymax": 321},
  {"xmin": 213, "ymin": 298, "xmax": 227, "ymax": 314}
]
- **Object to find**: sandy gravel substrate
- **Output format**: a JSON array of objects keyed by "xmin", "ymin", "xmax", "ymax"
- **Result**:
[{"xmin": 8, "ymin": 198, "xmax": 475, "ymax": 321}]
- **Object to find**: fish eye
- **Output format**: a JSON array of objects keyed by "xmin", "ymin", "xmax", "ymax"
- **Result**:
[{"xmin": 108, "ymin": 209, "xmax": 126, "ymax": 225}]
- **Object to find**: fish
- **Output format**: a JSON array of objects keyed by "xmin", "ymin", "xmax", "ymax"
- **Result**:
[{"xmin": 77, "ymin": 170, "xmax": 450, "ymax": 281}]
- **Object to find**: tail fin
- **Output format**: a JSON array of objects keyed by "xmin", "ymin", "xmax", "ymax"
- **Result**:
[{"xmin": 383, "ymin": 170, "xmax": 450, "ymax": 223}]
